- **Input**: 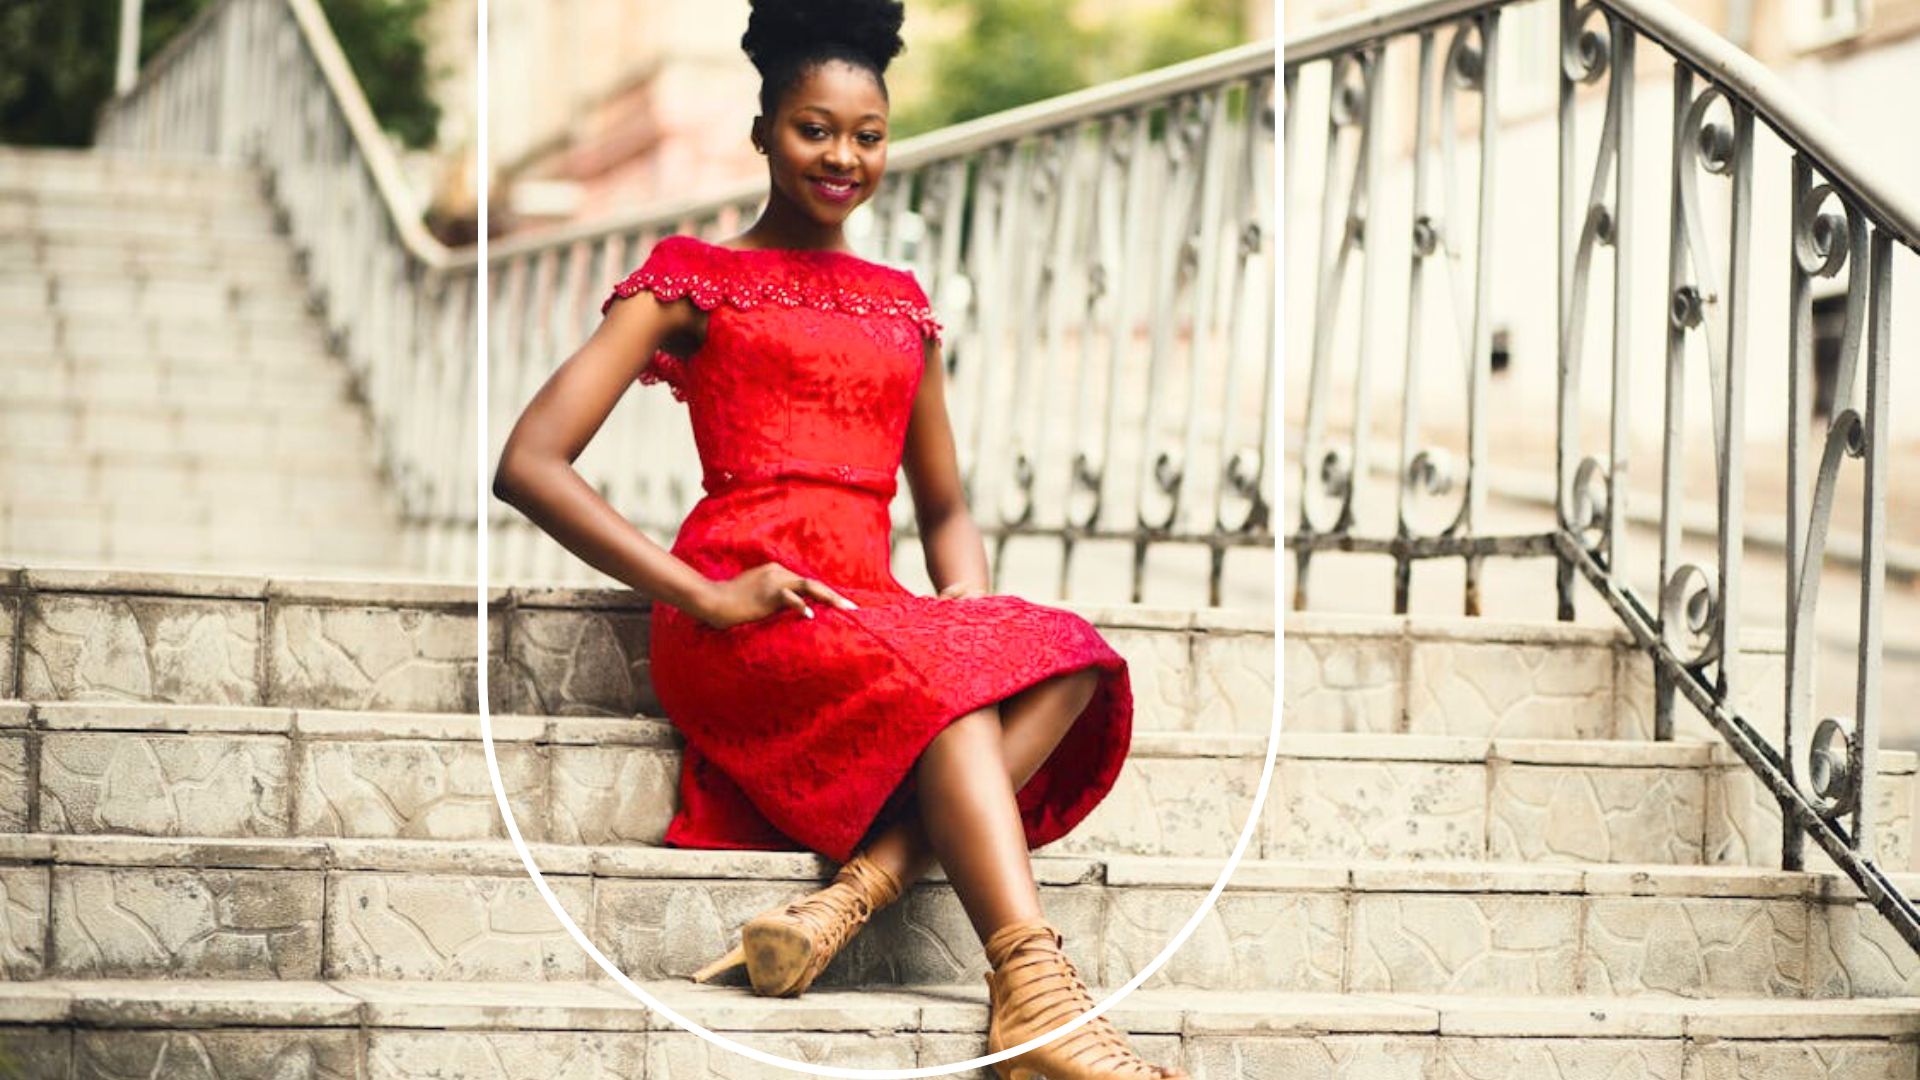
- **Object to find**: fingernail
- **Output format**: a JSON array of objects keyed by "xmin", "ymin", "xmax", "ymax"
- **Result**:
[{"xmin": 803, "ymin": 606, "xmax": 814, "ymax": 619}]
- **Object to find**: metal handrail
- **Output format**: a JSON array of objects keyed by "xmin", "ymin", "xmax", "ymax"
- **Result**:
[
  {"xmin": 1286, "ymin": 0, "xmax": 1920, "ymax": 247},
  {"xmin": 1284, "ymin": 0, "xmax": 1920, "ymax": 954}
]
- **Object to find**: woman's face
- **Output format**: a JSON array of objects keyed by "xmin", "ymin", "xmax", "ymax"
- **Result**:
[{"xmin": 759, "ymin": 60, "xmax": 889, "ymax": 226}]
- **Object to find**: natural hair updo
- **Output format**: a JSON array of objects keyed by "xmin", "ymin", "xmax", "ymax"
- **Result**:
[{"xmin": 741, "ymin": 0, "xmax": 907, "ymax": 118}]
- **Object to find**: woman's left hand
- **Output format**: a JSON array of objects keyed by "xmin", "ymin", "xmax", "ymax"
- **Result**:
[{"xmin": 935, "ymin": 581, "xmax": 989, "ymax": 601}]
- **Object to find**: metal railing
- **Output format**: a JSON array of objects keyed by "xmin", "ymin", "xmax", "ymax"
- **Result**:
[
  {"xmin": 1287, "ymin": 0, "xmax": 1920, "ymax": 947},
  {"xmin": 97, "ymin": 0, "xmax": 479, "ymax": 579},
  {"xmin": 487, "ymin": 42, "xmax": 1277, "ymax": 605}
]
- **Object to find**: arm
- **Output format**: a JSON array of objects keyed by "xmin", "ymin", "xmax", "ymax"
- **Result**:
[
  {"xmin": 490, "ymin": 291, "xmax": 720, "ymax": 617},
  {"xmin": 900, "ymin": 334, "xmax": 991, "ymax": 595}
]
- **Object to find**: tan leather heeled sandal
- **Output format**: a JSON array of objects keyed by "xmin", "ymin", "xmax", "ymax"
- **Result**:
[
  {"xmin": 982, "ymin": 917, "xmax": 1188, "ymax": 1080},
  {"xmin": 689, "ymin": 850, "xmax": 903, "ymax": 997}
]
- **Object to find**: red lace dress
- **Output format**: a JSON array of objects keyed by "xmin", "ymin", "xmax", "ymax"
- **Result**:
[{"xmin": 602, "ymin": 234, "xmax": 1133, "ymax": 864}]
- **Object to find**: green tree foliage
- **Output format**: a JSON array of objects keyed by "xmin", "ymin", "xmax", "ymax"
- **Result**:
[
  {"xmin": 0, "ymin": 0, "xmax": 442, "ymax": 149},
  {"xmin": 893, "ymin": 0, "xmax": 1249, "ymax": 137}
]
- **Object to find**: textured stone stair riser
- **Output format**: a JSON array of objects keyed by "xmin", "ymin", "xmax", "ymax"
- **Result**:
[
  {"xmin": 0, "ymin": 181, "xmax": 268, "ymax": 211},
  {"xmin": 43, "ymin": 283, "xmax": 313, "ymax": 324},
  {"xmin": 5, "ymin": 837, "xmax": 1918, "ymax": 1002},
  {"xmin": 1284, "ymin": 615, "xmax": 1789, "ymax": 747},
  {"xmin": 6, "ymin": 711, "xmax": 1912, "ymax": 873},
  {"xmin": 0, "ymin": 368, "xmax": 350, "ymax": 411},
  {"xmin": 1, "ymin": 341, "xmax": 342, "ymax": 371},
  {"xmin": 3, "ymin": 244, "xmax": 300, "ymax": 279},
  {"xmin": 0, "ymin": 153, "xmax": 263, "ymax": 198},
  {"xmin": 3, "ymin": 983, "xmax": 1919, "ymax": 1080},
  {"xmin": 10, "ymin": 306, "xmax": 322, "ymax": 343},
  {"xmin": 0, "ymin": 200, "xmax": 282, "ymax": 237},
  {"xmin": 1, "ymin": 406, "xmax": 371, "ymax": 458},
  {"xmin": 0, "ymin": 529, "xmax": 401, "ymax": 575},
  {"xmin": 0, "ymin": 233, "xmax": 298, "ymax": 267},
  {"xmin": 0, "ymin": 497, "xmax": 399, "ymax": 535},
  {"xmin": 0, "ymin": 572, "xmax": 1271, "ymax": 724},
  {"xmin": 0, "ymin": 460, "xmax": 387, "ymax": 509},
  {"xmin": 0, "ymin": 352, "xmax": 348, "ymax": 393}
]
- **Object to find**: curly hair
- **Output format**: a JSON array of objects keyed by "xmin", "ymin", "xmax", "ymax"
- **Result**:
[{"xmin": 741, "ymin": 0, "xmax": 907, "ymax": 117}]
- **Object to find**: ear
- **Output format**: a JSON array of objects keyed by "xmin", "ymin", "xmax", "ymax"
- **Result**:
[{"xmin": 750, "ymin": 115, "xmax": 766, "ymax": 153}]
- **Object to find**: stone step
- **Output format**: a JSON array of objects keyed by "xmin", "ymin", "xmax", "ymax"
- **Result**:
[
  {"xmin": 0, "ymin": 148, "xmax": 263, "ymax": 199},
  {"xmin": 0, "ymin": 276, "xmax": 313, "ymax": 323},
  {"xmin": 4, "ymin": 241, "xmax": 300, "ymax": 280},
  {"xmin": 0, "ymin": 374, "xmax": 348, "ymax": 416},
  {"xmin": 2, "ymin": 397, "xmax": 373, "ymax": 457},
  {"xmin": 1, "ymin": 832, "xmax": 1914, "ymax": 1002},
  {"xmin": 0, "ymin": 568, "xmax": 1273, "ymax": 733},
  {"xmin": 15, "ymin": 979, "xmax": 1914, "ymax": 1080},
  {"xmin": 4, "ymin": 702, "xmax": 1261, "ymax": 858},
  {"xmin": 1, "ymin": 340, "xmax": 341, "ymax": 371},
  {"xmin": 0, "ymin": 315, "xmax": 324, "ymax": 361},
  {"xmin": 1, "ymin": 303, "xmax": 321, "ymax": 340},
  {"xmin": 0, "ymin": 493, "xmax": 398, "ymax": 534},
  {"xmin": 0, "ymin": 195, "xmax": 281, "ymax": 237},
  {"xmin": 0, "ymin": 450, "xmax": 387, "ymax": 508},
  {"xmin": 1285, "ymin": 611, "xmax": 1650, "ymax": 741},
  {"xmin": 0, "ymin": 230, "xmax": 296, "ymax": 267},
  {"xmin": 0, "ymin": 360, "xmax": 352, "ymax": 410},
  {"xmin": 4, "ymin": 695, "xmax": 1909, "ymax": 877}
]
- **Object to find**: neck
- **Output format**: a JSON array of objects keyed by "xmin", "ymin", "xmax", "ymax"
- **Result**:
[{"xmin": 742, "ymin": 189, "xmax": 848, "ymax": 252}]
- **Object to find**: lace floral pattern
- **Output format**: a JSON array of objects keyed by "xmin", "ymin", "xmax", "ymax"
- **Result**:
[
  {"xmin": 598, "ymin": 233, "xmax": 1131, "ymax": 865},
  {"xmin": 602, "ymin": 234, "xmax": 943, "ymax": 404}
]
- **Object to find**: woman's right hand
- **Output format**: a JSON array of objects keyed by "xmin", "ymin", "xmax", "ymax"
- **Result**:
[{"xmin": 694, "ymin": 562, "xmax": 859, "ymax": 629}]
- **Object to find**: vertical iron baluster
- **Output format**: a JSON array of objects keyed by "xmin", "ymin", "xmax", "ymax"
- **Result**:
[
  {"xmin": 1655, "ymin": 68, "xmax": 1691, "ymax": 744},
  {"xmin": 1396, "ymin": 30, "xmax": 1439, "ymax": 615},
  {"xmin": 1463, "ymin": 11, "xmax": 1498, "ymax": 616}
]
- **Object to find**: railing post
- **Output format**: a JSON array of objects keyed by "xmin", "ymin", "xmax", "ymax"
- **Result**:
[{"xmin": 116, "ymin": 0, "xmax": 144, "ymax": 95}]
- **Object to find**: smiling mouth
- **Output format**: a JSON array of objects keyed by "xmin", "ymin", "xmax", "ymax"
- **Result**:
[{"xmin": 810, "ymin": 176, "xmax": 860, "ymax": 196}]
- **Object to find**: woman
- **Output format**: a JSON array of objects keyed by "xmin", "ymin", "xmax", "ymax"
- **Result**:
[{"xmin": 492, "ymin": 2, "xmax": 1182, "ymax": 1076}]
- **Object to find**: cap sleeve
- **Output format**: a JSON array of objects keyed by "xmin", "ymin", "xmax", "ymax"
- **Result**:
[
  {"xmin": 602, "ymin": 235, "xmax": 714, "ymax": 402},
  {"xmin": 902, "ymin": 271, "xmax": 944, "ymax": 348}
]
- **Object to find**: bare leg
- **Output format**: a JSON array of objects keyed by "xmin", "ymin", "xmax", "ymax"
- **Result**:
[{"xmin": 859, "ymin": 667, "xmax": 1100, "ymax": 937}]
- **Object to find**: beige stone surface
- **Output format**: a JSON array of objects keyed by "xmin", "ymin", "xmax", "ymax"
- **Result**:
[
  {"xmin": 1282, "ymin": 632, "xmax": 1403, "ymax": 735},
  {"xmin": 1102, "ymin": 627, "xmax": 1193, "ymax": 731},
  {"xmin": 72, "ymin": 1028, "xmax": 359, "ymax": 1079},
  {"xmin": 269, "ymin": 603, "xmax": 478, "ymax": 713},
  {"xmin": 367, "ymin": 1030, "xmax": 648, "ymax": 1079},
  {"xmin": 21, "ymin": 594, "xmax": 260, "ymax": 705},
  {"xmin": 1192, "ymin": 630, "xmax": 1276, "ymax": 734},
  {"xmin": 50, "ymin": 866, "xmax": 321, "ymax": 978},
  {"xmin": 1101, "ymin": 886, "xmax": 1343, "ymax": 991},
  {"xmin": 0, "ymin": 593, "xmax": 17, "ymax": 699},
  {"xmin": 1054, "ymin": 755, "xmax": 1263, "ymax": 859},
  {"xmin": 0, "ymin": 865, "xmax": 47, "ymax": 978},
  {"xmin": 40, "ymin": 732, "xmax": 289, "ymax": 837},
  {"xmin": 1267, "ymin": 759, "xmax": 1485, "ymax": 862},
  {"xmin": 0, "ymin": 735, "xmax": 27, "ymax": 832},
  {"xmin": 1347, "ymin": 894, "xmax": 1582, "ymax": 995},
  {"xmin": 1434, "ymin": 1037, "xmax": 1685, "ymax": 1079},
  {"xmin": 647, "ymin": 1030, "xmax": 917, "ymax": 1075},
  {"xmin": 1185, "ymin": 1034, "xmax": 1434, "ymax": 1080},
  {"xmin": 295, "ymin": 739, "xmax": 545, "ymax": 841},
  {"xmin": 548, "ymin": 745, "xmax": 676, "ymax": 846},
  {"xmin": 1581, "ymin": 897, "xmax": 1808, "ymax": 998},
  {"xmin": 1681, "ymin": 1040, "xmax": 1919, "ymax": 1079},
  {"xmin": 1807, "ymin": 900, "xmax": 1920, "ymax": 998},
  {"xmin": 1409, "ymin": 639, "xmax": 1616, "ymax": 739},
  {"xmin": 325, "ymin": 872, "xmax": 594, "ymax": 981},
  {"xmin": 506, "ymin": 608, "xmax": 651, "ymax": 717},
  {"xmin": 1487, "ymin": 762, "xmax": 1706, "ymax": 864}
]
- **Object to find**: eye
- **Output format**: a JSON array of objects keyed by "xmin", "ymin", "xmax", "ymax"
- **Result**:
[
  {"xmin": 858, "ymin": 131, "xmax": 884, "ymax": 146},
  {"xmin": 800, "ymin": 123, "xmax": 829, "ymax": 139}
]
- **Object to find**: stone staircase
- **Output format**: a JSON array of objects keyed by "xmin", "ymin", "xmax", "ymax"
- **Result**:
[
  {"xmin": 2, "ymin": 564, "xmax": 1919, "ymax": 1076},
  {"xmin": 0, "ymin": 148, "xmax": 407, "ymax": 578}
]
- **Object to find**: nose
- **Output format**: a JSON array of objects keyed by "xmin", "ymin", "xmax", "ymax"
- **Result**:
[{"xmin": 825, "ymin": 138, "xmax": 856, "ymax": 171}]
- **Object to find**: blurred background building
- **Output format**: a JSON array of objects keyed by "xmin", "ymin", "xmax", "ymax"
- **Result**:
[{"xmin": 486, "ymin": 0, "xmax": 1272, "ymax": 235}]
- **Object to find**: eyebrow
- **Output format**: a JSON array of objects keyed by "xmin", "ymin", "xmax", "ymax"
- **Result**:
[{"xmin": 794, "ymin": 105, "xmax": 886, "ymax": 123}]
